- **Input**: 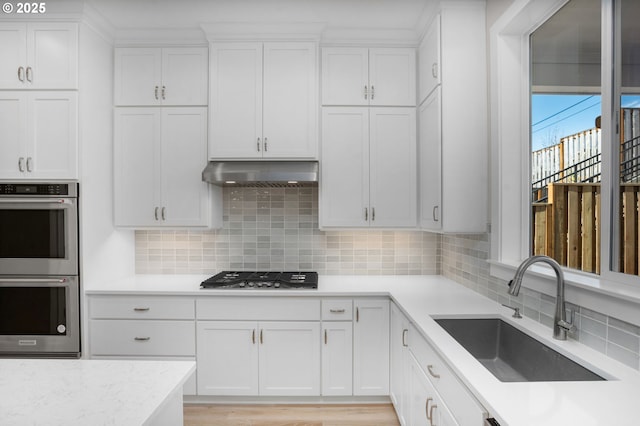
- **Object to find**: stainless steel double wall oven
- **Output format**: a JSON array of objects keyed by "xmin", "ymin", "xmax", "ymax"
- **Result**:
[{"xmin": 0, "ymin": 182, "xmax": 80, "ymax": 357}]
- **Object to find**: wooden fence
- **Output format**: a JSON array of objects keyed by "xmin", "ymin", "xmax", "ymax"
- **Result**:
[{"xmin": 533, "ymin": 182, "xmax": 640, "ymax": 275}]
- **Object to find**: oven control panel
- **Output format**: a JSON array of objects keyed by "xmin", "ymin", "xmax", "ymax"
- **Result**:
[{"xmin": 0, "ymin": 183, "xmax": 76, "ymax": 196}]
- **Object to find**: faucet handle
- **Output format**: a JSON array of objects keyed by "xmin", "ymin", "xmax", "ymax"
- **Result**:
[
  {"xmin": 502, "ymin": 304, "xmax": 523, "ymax": 319},
  {"xmin": 557, "ymin": 319, "xmax": 577, "ymax": 333}
]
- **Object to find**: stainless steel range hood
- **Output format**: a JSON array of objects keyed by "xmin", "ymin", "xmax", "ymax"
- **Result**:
[{"xmin": 202, "ymin": 161, "xmax": 319, "ymax": 187}]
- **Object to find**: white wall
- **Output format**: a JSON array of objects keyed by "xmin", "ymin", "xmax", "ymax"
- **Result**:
[{"xmin": 78, "ymin": 21, "xmax": 134, "ymax": 290}]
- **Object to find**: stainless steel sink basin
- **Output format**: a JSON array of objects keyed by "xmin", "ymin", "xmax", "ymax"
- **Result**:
[{"xmin": 434, "ymin": 318, "xmax": 605, "ymax": 382}]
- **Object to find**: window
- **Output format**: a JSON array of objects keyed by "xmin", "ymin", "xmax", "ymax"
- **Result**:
[{"xmin": 491, "ymin": 0, "xmax": 640, "ymax": 322}]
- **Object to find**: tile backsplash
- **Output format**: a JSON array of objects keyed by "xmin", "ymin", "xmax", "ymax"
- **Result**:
[
  {"xmin": 134, "ymin": 187, "xmax": 640, "ymax": 371},
  {"xmin": 135, "ymin": 187, "xmax": 440, "ymax": 275}
]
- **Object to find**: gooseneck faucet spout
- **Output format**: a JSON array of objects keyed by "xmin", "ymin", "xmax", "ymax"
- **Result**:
[{"xmin": 508, "ymin": 255, "xmax": 576, "ymax": 340}]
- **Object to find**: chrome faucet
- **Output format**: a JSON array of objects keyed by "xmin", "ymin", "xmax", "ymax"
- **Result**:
[{"xmin": 507, "ymin": 255, "xmax": 576, "ymax": 340}]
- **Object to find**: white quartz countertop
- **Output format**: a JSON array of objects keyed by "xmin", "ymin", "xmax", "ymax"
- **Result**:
[
  {"xmin": 0, "ymin": 359, "xmax": 195, "ymax": 426},
  {"xmin": 86, "ymin": 274, "xmax": 640, "ymax": 425}
]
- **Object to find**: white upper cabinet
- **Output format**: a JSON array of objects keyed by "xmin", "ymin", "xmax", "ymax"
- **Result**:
[
  {"xmin": 114, "ymin": 107, "xmax": 215, "ymax": 228},
  {"xmin": 322, "ymin": 47, "xmax": 416, "ymax": 106},
  {"xmin": 418, "ymin": 6, "xmax": 487, "ymax": 233},
  {"xmin": 418, "ymin": 14, "xmax": 441, "ymax": 104},
  {"xmin": 114, "ymin": 47, "xmax": 208, "ymax": 106},
  {"xmin": 209, "ymin": 42, "xmax": 317, "ymax": 159},
  {"xmin": 0, "ymin": 23, "xmax": 78, "ymax": 90},
  {"xmin": 321, "ymin": 107, "xmax": 417, "ymax": 228},
  {"xmin": 0, "ymin": 91, "xmax": 77, "ymax": 179}
]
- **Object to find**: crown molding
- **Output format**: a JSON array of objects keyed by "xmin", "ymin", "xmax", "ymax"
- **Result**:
[
  {"xmin": 320, "ymin": 27, "xmax": 420, "ymax": 47},
  {"xmin": 201, "ymin": 22, "xmax": 325, "ymax": 42},
  {"xmin": 80, "ymin": 2, "xmax": 116, "ymax": 44},
  {"xmin": 113, "ymin": 28, "xmax": 208, "ymax": 47}
]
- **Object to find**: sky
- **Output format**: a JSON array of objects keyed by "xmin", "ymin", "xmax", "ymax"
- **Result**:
[{"xmin": 531, "ymin": 94, "xmax": 640, "ymax": 151}]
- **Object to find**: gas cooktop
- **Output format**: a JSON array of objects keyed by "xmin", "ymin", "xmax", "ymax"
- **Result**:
[{"xmin": 200, "ymin": 271, "xmax": 318, "ymax": 290}]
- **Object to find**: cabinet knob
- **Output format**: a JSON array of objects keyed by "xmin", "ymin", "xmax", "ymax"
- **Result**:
[
  {"xmin": 402, "ymin": 329, "xmax": 408, "ymax": 347},
  {"xmin": 426, "ymin": 397, "xmax": 433, "ymax": 421},
  {"xmin": 372, "ymin": 207, "xmax": 375, "ymax": 221},
  {"xmin": 133, "ymin": 307, "xmax": 150, "ymax": 312},
  {"xmin": 427, "ymin": 364, "xmax": 440, "ymax": 379},
  {"xmin": 26, "ymin": 66, "xmax": 33, "ymax": 83},
  {"xmin": 364, "ymin": 85, "xmax": 368, "ymax": 100},
  {"xmin": 257, "ymin": 138, "xmax": 261, "ymax": 152},
  {"xmin": 264, "ymin": 137, "xmax": 268, "ymax": 152},
  {"xmin": 18, "ymin": 157, "xmax": 25, "ymax": 172},
  {"xmin": 26, "ymin": 157, "xmax": 33, "ymax": 173},
  {"xmin": 329, "ymin": 309, "xmax": 345, "ymax": 313},
  {"xmin": 161, "ymin": 85, "xmax": 166, "ymax": 100},
  {"xmin": 134, "ymin": 337, "xmax": 151, "ymax": 341},
  {"xmin": 364, "ymin": 208, "xmax": 368, "ymax": 221},
  {"xmin": 154, "ymin": 86, "xmax": 159, "ymax": 100},
  {"xmin": 371, "ymin": 85, "xmax": 375, "ymax": 100},
  {"xmin": 17, "ymin": 66, "xmax": 24, "ymax": 82},
  {"xmin": 154, "ymin": 207, "xmax": 159, "ymax": 221},
  {"xmin": 324, "ymin": 329, "xmax": 328, "ymax": 344},
  {"xmin": 432, "ymin": 206, "xmax": 439, "ymax": 222},
  {"xmin": 161, "ymin": 207, "xmax": 166, "ymax": 221},
  {"xmin": 432, "ymin": 63, "xmax": 438, "ymax": 79}
]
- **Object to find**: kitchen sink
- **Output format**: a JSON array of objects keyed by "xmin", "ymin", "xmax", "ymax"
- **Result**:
[{"xmin": 434, "ymin": 318, "xmax": 605, "ymax": 382}]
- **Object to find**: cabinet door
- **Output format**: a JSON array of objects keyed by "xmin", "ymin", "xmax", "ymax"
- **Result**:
[
  {"xmin": 320, "ymin": 107, "xmax": 370, "ymax": 227},
  {"xmin": 321, "ymin": 321, "xmax": 353, "ymax": 396},
  {"xmin": 419, "ymin": 87, "xmax": 442, "ymax": 230},
  {"xmin": 390, "ymin": 303, "xmax": 410, "ymax": 425},
  {"xmin": 259, "ymin": 321, "xmax": 320, "ymax": 396},
  {"xmin": 409, "ymin": 355, "xmax": 458, "ymax": 426},
  {"xmin": 263, "ymin": 42, "xmax": 317, "ymax": 158},
  {"xmin": 114, "ymin": 108, "xmax": 161, "ymax": 226},
  {"xmin": 114, "ymin": 48, "xmax": 162, "ymax": 106},
  {"xmin": 369, "ymin": 48, "xmax": 416, "ymax": 107},
  {"xmin": 196, "ymin": 321, "xmax": 259, "ymax": 396},
  {"xmin": 0, "ymin": 93, "xmax": 26, "ymax": 178},
  {"xmin": 209, "ymin": 42, "xmax": 263, "ymax": 158},
  {"xmin": 27, "ymin": 23, "xmax": 78, "ymax": 89},
  {"xmin": 27, "ymin": 92, "xmax": 78, "ymax": 179},
  {"xmin": 0, "ymin": 23, "xmax": 26, "ymax": 89},
  {"xmin": 369, "ymin": 108, "xmax": 417, "ymax": 227},
  {"xmin": 321, "ymin": 47, "xmax": 368, "ymax": 106},
  {"xmin": 161, "ymin": 47, "xmax": 208, "ymax": 106},
  {"xmin": 418, "ymin": 15, "xmax": 441, "ymax": 104},
  {"xmin": 160, "ymin": 108, "xmax": 209, "ymax": 226},
  {"xmin": 353, "ymin": 299, "xmax": 389, "ymax": 396}
]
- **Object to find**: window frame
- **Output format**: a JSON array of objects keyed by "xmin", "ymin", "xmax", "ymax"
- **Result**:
[{"xmin": 489, "ymin": 0, "xmax": 640, "ymax": 327}]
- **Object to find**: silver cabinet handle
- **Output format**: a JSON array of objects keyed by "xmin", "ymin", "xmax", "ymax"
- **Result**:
[
  {"xmin": 433, "ymin": 206, "xmax": 439, "ymax": 222},
  {"xmin": 252, "ymin": 329, "xmax": 256, "ymax": 344},
  {"xmin": 364, "ymin": 85, "xmax": 368, "ymax": 100},
  {"xmin": 161, "ymin": 207, "xmax": 166, "ymax": 221},
  {"xmin": 18, "ymin": 157, "xmax": 25, "ymax": 172},
  {"xmin": 161, "ymin": 85, "xmax": 166, "ymax": 100},
  {"xmin": 0, "ymin": 277, "xmax": 67, "ymax": 283},
  {"xmin": 133, "ymin": 307, "xmax": 150, "ymax": 312},
  {"xmin": 427, "ymin": 364, "xmax": 440, "ymax": 379},
  {"xmin": 324, "ymin": 329, "xmax": 328, "ymax": 344},
  {"xmin": 134, "ymin": 337, "xmax": 151, "ymax": 341},
  {"xmin": 18, "ymin": 66, "xmax": 24, "ymax": 82},
  {"xmin": 426, "ymin": 397, "xmax": 433, "ymax": 421},
  {"xmin": 372, "ymin": 207, "xmax": 375, "ymax": 221},
  {"xmin": 154, "ymin": 207, "xmax": 159, "ymax": 220},
  {"xmin": 329, "ymin": 309, "xmax": 345, "ymax": 313},
  {"xmin": 429, "ymin": 404, "xmax": 437, "ymax": 426},
  {"xmin": 26, "ymin": 157, "xmax": 33, "ymax": 172},
  {"xmin": 402, "ymin": 329, "xmax": 408, "ymax": 347},
  {"xmin": 257, "ymin": 138, "xmax": 261, "ymax": 152},
  {"xmin": 432, "ymin": 63, "xmax": 438, "ymax": 79},
  {"xmin": 371, "ymin": 85, "xmax": 375, "ymax": 100},
  {"xmin": 364, "ymin": 208, "xmax": 368, "ymax": 221},
  {"xmin": 260, "ymin": 329, "xmax": 264, "ymax": 344},
  {"xmin": 26, "ymin": 66, "xmax": 32, "ymax": 82},
  {"xmin": 264, "ymin": 137, "xmax": 268, "ymax": 152},
  {"xmin": 154, "ymin": 86, "xmax": 159, "ymax": 100},
  {"xmin": 356, "ymin": 307, "xmax": 359, "ymax": 322}
]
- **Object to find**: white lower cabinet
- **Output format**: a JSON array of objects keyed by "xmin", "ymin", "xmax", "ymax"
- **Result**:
[
  {"xmin": 390, "ymin": 303, "xmax": 410, "ymax": 425},
  {"xmin": 409, "ymin": 352, "xmax": 457, "ymax": 426},
  {"xmin": 87, "ymin": 295, "xmax": 197, "ymax": 395},
  {"xmin": 196, "ymin": 297, "xmax": 321, "ymax": 396},
  {"xmin": 353, "ymin": 298, "xmax": 390, "ymax": 395},
  {"xmin": 407, "ymin": 324, "xmax": 488, "ymax": 426},
  {"xmin": 321, "ymin": 321, "xmax": 353, "ymax": 396}
]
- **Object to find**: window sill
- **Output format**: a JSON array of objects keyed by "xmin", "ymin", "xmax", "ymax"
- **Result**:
[{"xmin": 489, "ymin": 259, "xmax": 640, "ymax": 327}]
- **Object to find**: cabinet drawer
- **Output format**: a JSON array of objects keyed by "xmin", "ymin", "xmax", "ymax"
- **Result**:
[
  {"xmin": 409, "ymin": 324, "xmax": 486, "ymax": 426},
  {"xmin": 197, "ymin": 297, "xmax": 321, "ymax": 321},
  {"xmin": 90, "ymin": 320, "xmax": 195, "ymax": 356},
  {"xmin": 322, "ymin": 299, "xmax": 353, "ymax": 321},
  {"xmin": 89, "ymin": 296, "xmax": 195, "ymax": 320}
]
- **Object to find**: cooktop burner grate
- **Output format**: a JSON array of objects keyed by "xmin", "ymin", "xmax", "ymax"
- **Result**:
[{"xmin": 200, "ymin": 271, "xmax": 318, "ymax": 289}]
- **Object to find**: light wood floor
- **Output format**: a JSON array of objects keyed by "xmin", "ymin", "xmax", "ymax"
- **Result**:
[{"xmin": 183, "ymin": 404, "xmax": 401, "ymax": 426}]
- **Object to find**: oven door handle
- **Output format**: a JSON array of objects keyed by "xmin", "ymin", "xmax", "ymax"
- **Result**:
[
  {"xmin": 0, "ymin": 278, "xmax": 68, "ymax": 284},
  {"xmin": 0, "ymin": 198, "xmax": 73, "ymax": 205}
]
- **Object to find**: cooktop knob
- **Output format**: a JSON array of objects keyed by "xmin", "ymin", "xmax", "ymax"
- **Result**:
[{"xmin": 274, "ymin": 283, "xmax": 280, "ymax": 288}]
